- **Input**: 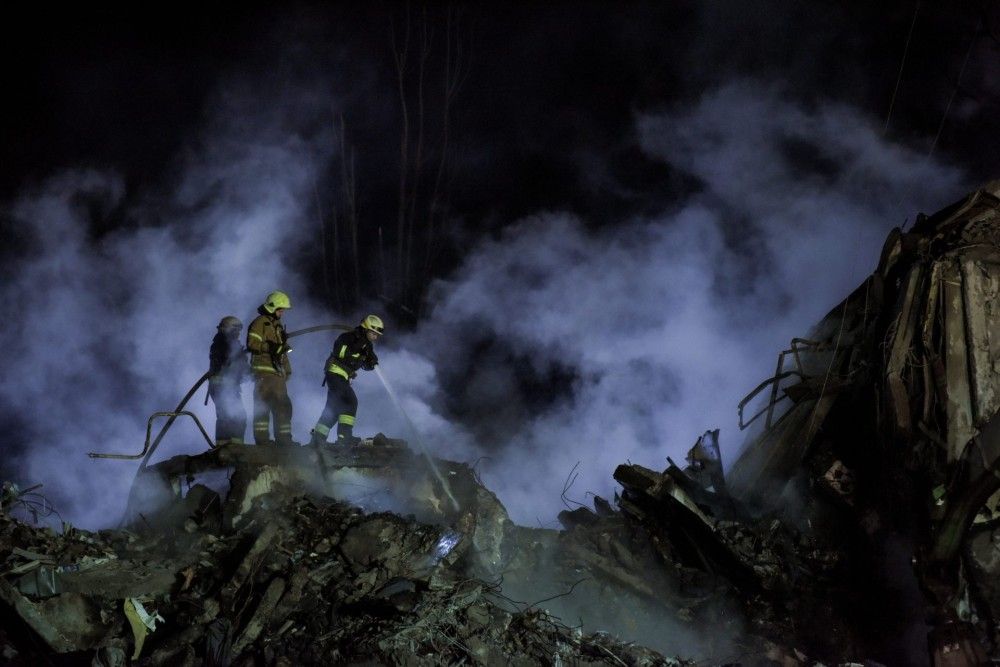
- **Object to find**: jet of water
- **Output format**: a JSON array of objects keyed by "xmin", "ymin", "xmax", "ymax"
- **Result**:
[{"xmin": 374, "ymin": 366, "xmax": 461, "ymax": 512}]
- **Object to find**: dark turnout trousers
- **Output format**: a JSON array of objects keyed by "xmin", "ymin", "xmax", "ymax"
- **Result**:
[
  {"xmin": 209, "ymin": 378, "xmax": 246, "ymax": 445},
  {"xmin": 252, "ymin": 374, "xmax": 293, "ymax": 446},
  {"xmin": 312, "ymin": 373, "xmax": 358, "ymax": 444}
]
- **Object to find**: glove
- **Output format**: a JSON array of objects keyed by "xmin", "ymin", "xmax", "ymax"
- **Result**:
[
  {"xmin": 363, "ymin": 351, "xmax": 379, "ymax": 371},
  {"xmin": 271, "ymin": 342, "xmax": 293, "ymax": 356}
]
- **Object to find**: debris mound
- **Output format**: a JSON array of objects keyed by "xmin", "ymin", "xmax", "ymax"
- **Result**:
[{"xmin": 0, "ymin": 440, "xmax": 689, "ymax": 665}]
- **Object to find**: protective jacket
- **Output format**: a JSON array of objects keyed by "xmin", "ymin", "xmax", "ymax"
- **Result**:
[
  {"xmin": 209, "ymin": 333, "xmax": 249, "ymax": 383},
  {"xmin": 208, "ymin": 332, "xmax": 249, "ymax": 445},
  {"xmin": 247, "ymin": 307, "xmax": 291, "ymax": 377},
  {"xmin": 326, "ymin": 327, "xmax": 377, "ymax": 381}
]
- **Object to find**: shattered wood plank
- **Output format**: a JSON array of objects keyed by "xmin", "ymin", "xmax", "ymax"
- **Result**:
[
  {"xmin": 612, "ymin": 464, "xmax": 662, "ymax": 493},
  {"xmin": 923, "ymin": 262, "xmax": 951, "ymax": 429},
  {"xmin": 614, "ymin": 465, "xmax": 714, "ymax": 526},
  {"xmin": 876, "ymin": 227, "xmax": 904, "ymax": 278},
  {"xmin": 942, "ymin": 259, "xmax": 978, "ymax": 460},
  {"xmin": 560, "ymin": 542, "xmax": 657, "ymax": 599},
  {"xmin": 11, "ymin": 547, "xmax": 55, "ymax": 563},
  {"xmin": 922, "ymin": 360, "xmax": 935, "ymax": 426},
  {"xmin": 0, "ymin": 578, "xmax": 77, "ymax": 653},
  {"xmin": 661, "ymin": 478, "xmax": 714, "ymax": 526},
  {"xmin": 920, "ymin": 262, "xmax": 948, "ymax": 412},
  {"xmin": 220, "ymin": 523, "xmax": 280, "ymax": 608},
  {"xmin": 960, "ymin": 259, "xmax": 1000, "ymax": 430},
  {"xmin": 886, "ymin": 264, "xmax": 924, "ymax": 437},
  {"xmin": 726, "ymin": 400, "xmax": 814, "ymax": 503},
  {"xmin": 232, "ymin": 576, "xmax": 286, "ymax": 655},
  {"xmin": 621, "ymin": 489, "xmax": 760, "ymax": 589},
  {"xmin": 922, "ymin": 262, "xmax": 942, "ymax": 355},
  {"xmin": 269, "ymin": 566, "xmax": 309, "ymax": 628},
  {"xmin": 799, "ymin": 393, "xmax": 838, "ymax": 462}
]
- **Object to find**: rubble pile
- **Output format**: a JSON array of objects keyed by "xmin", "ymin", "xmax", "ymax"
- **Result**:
[
  {"xmin": 544, "ymin": 436, "xmax": 857, "ymax": 662},
  {"xmin": 0, "ymin": 477, "xmax": 690, "ymax": 666}
]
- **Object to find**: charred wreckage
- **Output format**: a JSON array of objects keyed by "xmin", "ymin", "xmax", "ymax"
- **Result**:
[{"xmin": 6, "ymin": 184, "xmax": 1000, "ymax": 665}]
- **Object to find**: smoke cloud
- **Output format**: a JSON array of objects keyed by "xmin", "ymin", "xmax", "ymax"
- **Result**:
[
  {"xmin": 0, "ymin": 69, "xmax": 966, "ymax": 538},
  {"xmin": 0, "ymin": 75, "xmax": 337, "ymax": 528},
  {"xmin": 379, "ymin": 80, "xmax": 966, "ymax": 525}
]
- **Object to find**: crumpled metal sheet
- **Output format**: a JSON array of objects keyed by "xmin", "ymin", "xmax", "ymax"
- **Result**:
[
  {"xmin": 959, "ymin": 259, "xmax": 1000, "ymax": 465},
  {"xmin": 942, "ymin": 259, "xmax": 978, "ymax": 461}
]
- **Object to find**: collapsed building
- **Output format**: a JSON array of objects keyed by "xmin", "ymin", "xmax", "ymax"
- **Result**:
[
  {"xmin": 5, "ymin": 183, "xmax": 1000, "ymax": 665},
  {"xmin": 726, "ymin": 181, "xmax": 1000, "ymax": 665}
]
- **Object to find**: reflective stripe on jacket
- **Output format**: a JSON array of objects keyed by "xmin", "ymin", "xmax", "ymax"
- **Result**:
[
  {"xmin": 325, "ymin": 328, "xmax": 372, "ymax": 381},
  {"xmin": 247, "ymin": 308, "xmax": 291, "ymax": 377}
]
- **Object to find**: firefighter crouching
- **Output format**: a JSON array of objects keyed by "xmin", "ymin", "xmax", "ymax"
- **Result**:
[
  {"xmin": 309, "ymin": 315, "xmax": 383, "ymax": 446},
  {"xmin": 247, "ymin": 291, "xmax": 295, "ymax": 446},
  {"xmin": 208, "ymin": 316, "xmax": 250, "ymax": 445}
]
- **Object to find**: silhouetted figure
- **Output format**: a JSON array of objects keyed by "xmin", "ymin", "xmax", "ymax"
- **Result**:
[{"xmin": 209, "ymin": 316, "xmax": 250, "ymax": 445}]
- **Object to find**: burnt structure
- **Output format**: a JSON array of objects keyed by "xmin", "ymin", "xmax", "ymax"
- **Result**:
[{"xmin": 730, "ymin": 181, "xmax": 1000, "ymax": 664}]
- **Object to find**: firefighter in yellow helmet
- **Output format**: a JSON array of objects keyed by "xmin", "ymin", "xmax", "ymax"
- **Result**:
[
  {"xmin": 308, "ymin": 315, "xmax": 383, "ymax": 447},
  {"xmin": 246, "ymin": 291, "xmax": 295, "ymax": 446}
]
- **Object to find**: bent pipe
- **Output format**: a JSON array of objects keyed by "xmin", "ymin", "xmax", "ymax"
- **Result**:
[
  {"xmin": 88, "ymin": 411, "xmax": 215, "ymax": 461},
  {"xmin": 87, "ymin": 372, "xmax": 211, "ymax": 463}
]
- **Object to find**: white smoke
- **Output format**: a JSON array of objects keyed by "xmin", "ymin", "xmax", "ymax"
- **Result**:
[
  {"xmin": 374, "ymin": 80, "xmax": 966, "ymax": 525},
  {"xmin": 0, "ymin": 77, "xmax": 967, "ymax": 534},
  {"xmin": 0, "ymin": 77, "xmax": 337, "ymax": 528}
]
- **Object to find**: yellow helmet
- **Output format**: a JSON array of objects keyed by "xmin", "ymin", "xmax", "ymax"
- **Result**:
[
  {"xmin": 361, "ymin": 314, "xmax": 384, "ymax": 336},
  {"xmin": 262, "ymin": 291, "xmax": 292, "ymax": 313}
]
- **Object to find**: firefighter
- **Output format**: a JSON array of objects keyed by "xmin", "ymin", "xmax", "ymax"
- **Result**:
[
  {"xmin": 208, "ymin": 316, "xmax": 250, "ymax": 445},
  {"xmin": 247, "ymin": 291, "xmax": 295, "ymax": 446},
  {"xmin": 309, "ymin": 315, "xmax": 383, "ymax": 447}
]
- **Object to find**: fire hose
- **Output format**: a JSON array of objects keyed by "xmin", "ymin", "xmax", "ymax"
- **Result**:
[{"xmin": 87, "ymin": 324, "xmax": 352, "ymax": 469}]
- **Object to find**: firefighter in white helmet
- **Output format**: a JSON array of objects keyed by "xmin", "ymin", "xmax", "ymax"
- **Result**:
[
  {"xmin": 246, "ymin": 291, "xmax": 295, "ymax": 446},
  {"xmin": 208, "ymin": 315, "xmax": 250, "ymax": 445},
  {"xmin": 309, "ymin": 315, "xmax": 383, "ymax": 447}
]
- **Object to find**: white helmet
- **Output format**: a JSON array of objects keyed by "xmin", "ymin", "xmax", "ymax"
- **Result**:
[{"xmin": 217, "ymin": 315, "xmax": 242, "ymax": 332}]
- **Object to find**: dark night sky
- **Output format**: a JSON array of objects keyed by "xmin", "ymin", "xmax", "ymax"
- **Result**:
[{"xmin": 3, "ymin": 2, "xmax": 998, "ymax": 232}]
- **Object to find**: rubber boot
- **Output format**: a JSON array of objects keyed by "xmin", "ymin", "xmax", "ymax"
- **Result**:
[
  {"xmin": 336, "ymin": 423, "xmax": 361, "ymax": 446},
  {"xmin": 308, "ymin": 429, "xmax": 327, "ymax": 447}
]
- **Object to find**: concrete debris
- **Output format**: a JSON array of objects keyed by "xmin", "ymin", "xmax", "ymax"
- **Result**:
[
  {"xmin": 0, "ymin": 420, "xmax": 909, "ymax": 665},
  {"xmin": 0, "ymin": 442, "xmax": 696, "ymax": 665}
]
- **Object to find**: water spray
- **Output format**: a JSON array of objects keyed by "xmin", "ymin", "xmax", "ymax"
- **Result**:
[{"xmin": 374, "ymin": 366, "xmax": 461, "ymax": 513}]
